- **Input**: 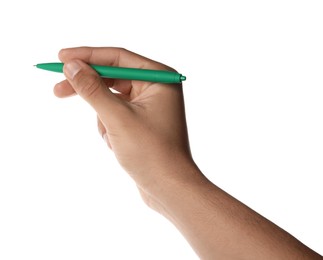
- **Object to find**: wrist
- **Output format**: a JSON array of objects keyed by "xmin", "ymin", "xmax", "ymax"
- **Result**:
[{"xmin": 136, "ymin": 156, "xmax": 210, "ymax": 216}]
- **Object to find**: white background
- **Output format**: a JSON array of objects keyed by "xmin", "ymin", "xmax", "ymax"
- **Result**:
[{"xmin": 0, "ymin": 0, "xmax": 322, "ymax": 259}]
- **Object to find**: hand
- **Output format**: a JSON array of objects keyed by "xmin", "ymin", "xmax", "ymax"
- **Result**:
[
  {"xmin": 54, "ymin": 47, "xmax": 193, "ymax": 202},
  {"xmin": 54, "ymin": 47, "xmax": 322, "ymax": 259}
]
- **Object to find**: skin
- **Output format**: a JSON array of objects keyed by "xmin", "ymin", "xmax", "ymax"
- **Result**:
[{"xmin": 54, "ymin": 47, "xmax": 322, "ymax": 259}]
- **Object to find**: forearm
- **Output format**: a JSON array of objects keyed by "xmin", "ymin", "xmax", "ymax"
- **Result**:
[{"xmin": 146, "ymin": 159, "xmax": 322, "ymax": 260}]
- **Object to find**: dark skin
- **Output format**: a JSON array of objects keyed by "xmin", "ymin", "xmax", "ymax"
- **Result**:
[{"xmin": 54, "ymin": 47, "xmax": 322, "ymax": 259}]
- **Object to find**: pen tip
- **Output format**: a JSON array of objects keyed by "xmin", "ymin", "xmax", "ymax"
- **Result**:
[{"xmin": 180, "ymin": 75, "xmax": 186, "ymax": 82}]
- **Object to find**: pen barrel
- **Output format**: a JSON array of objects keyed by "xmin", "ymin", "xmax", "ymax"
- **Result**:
[
  {"xmin": 36, "ymin": 63, "xmax": 185, "ymax": 83},
  {"xmin": 92, "ymin": 65, "xmax": 183, "ymax": 83}
]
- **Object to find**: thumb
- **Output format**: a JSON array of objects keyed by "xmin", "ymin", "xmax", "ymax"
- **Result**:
[{"xmin": 63, "ymin": 59, "xmax": 121, "ymax": 119}]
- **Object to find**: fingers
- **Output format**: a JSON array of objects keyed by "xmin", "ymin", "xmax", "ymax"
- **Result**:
[
  {"xmin": 53, "ymin": 80, "xmax": 76, "ymax": 98},
  {"xmin": 58, "ymin": 47, "xmax": 169, "ymax": 70},
  {"xmin": 54, "ymin": 78, "xmax": 117, "ymax": 98},
  {"xmin": 63, "ymin": 59, "xmax": 125, "ymax": 123}
]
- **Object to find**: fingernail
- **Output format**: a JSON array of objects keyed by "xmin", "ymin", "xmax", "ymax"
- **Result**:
[
  {"xmin": 103, "ymin": 133, "xmax": 108, "ymax": 143},
  {"xmin": 64, "ymin": 61, "xmax": 82, "ymax": 80},
  {"xmin": 103, "ymin": 134, "xmax": 112, "ymax": 149}
]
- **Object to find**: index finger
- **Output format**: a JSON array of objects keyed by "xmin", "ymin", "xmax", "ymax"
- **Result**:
[{"xmin": 58, "ymin": 47, "xmax": 171, "ymax": 71}]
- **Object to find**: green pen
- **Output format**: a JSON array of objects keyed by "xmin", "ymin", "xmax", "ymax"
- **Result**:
[{"xmin": 35, "ymin": 62, "xmax": 186, "ymax": 84}]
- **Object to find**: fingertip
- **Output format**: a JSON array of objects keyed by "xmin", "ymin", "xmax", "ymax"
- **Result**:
[
  {"xmin": 63, "ymin": 60, "xmax": 84, "ymax": 80},
  {"xmin": 58, "ymin": 48, "xmax": 67, "ymax": 61},
  {"xmin": 53, "ymin": 83, "xmax": 66, "ymax": 98},
  {"xmin": 53, "ymin": 81, "xmax": 77, "ymax": 98},
  {"xmin": 58, "ymin": 47, "xmax": 90, "ymax": 62}
]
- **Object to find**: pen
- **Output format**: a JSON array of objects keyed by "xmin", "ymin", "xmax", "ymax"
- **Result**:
[{"xmin": 35, "ymin": 63, "xmax": 186, "ymax": 84}]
